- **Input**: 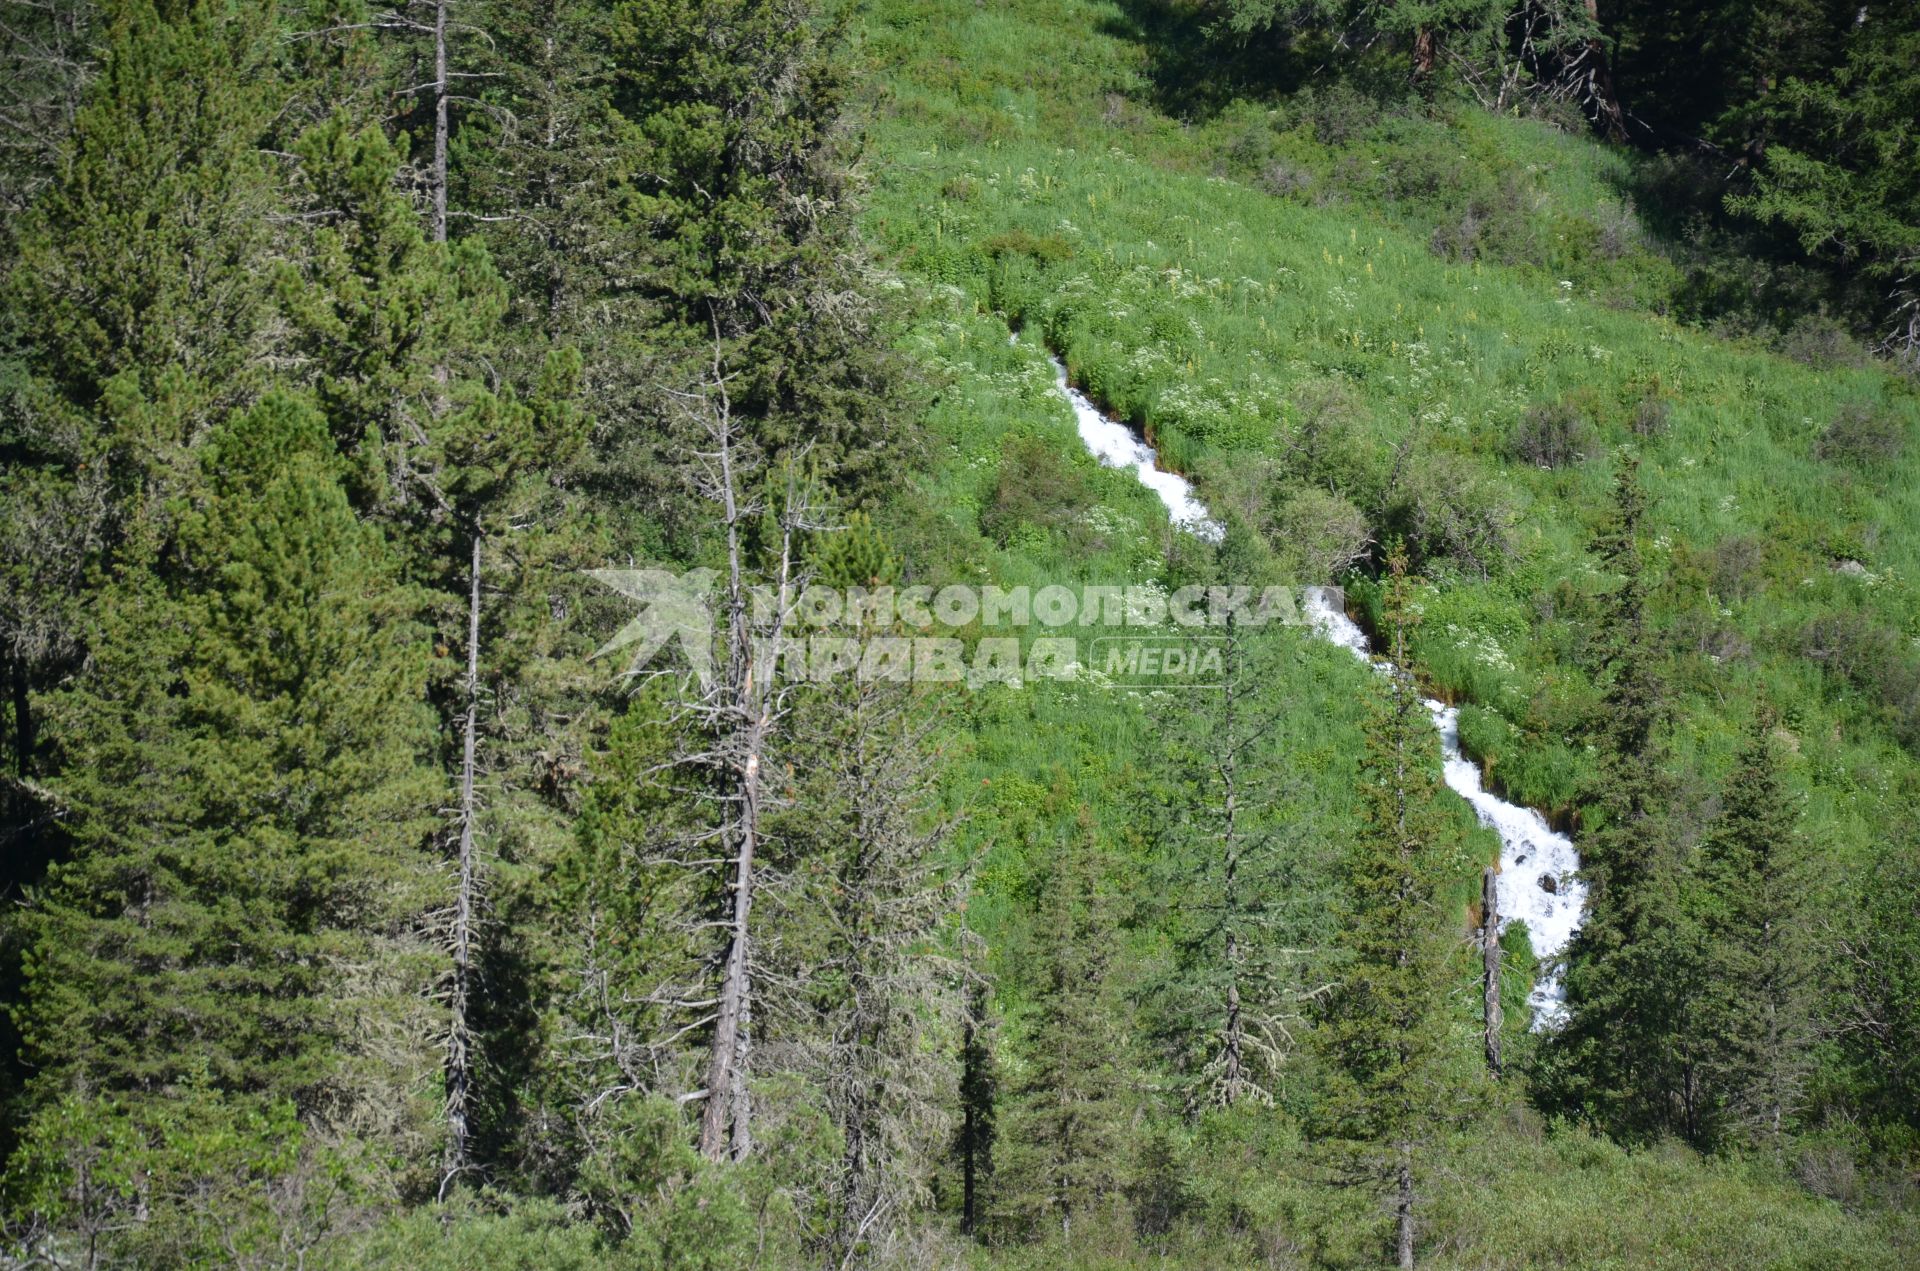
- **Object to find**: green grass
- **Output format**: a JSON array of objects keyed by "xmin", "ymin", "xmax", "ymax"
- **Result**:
[
  {"xmin": 864, "ymin": 0, "xmax": 1919, "ymax": 884},
  {"xmin": 854, "ymin": 0, "xmax": 1919, "ymax": 1261}
]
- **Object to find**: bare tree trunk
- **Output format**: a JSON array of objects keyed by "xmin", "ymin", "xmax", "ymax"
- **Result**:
[
  {"xmin": 431, "ymin": 0, "xmax": 449, "ymax": 245},
  {"xmin": 961, "ymin": 1015, "xmax": 980, "ymax": 1236},
  {"xmin": 697, "ymin": 559, "xmax": 762, "ymax": 1158},
  {"xmin": 693, "ymin": 357, "xmax": 801, "ymax": 1162},
  {"xmin": 444, "ymin": 532, "xmax": 481, "ymax": 1187},
  {"xmin": 1412, "ymin": 26, "xmax": 1437, "ymax": 90},
  {"xmin": 1482, "ymin": 867, "xmax": 1503, "ymax": 1077},
  {"xmin": 1218, "ymin": 626, "xmax": 1244, "ymax": 1100},
  {"xmin": 9, "ymin": 656, "xmax": 31, "ymax": 779},
  {"xmin": 1396, "ymin": 1146, "xmax": 1416, "ymax": 1270},
  {"xmin": 1575, "ymin": 0, "xmax": 1627, "ymax": 142}
]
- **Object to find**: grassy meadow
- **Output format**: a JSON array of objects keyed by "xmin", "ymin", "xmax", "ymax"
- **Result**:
[{"xmin": 856, "ymin": 0, "xmax": 1920, "ymax": 1263}]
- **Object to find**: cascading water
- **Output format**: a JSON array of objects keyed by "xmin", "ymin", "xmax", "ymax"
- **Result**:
[
  {"xmin": 1298, "ymin": 589, "xmax": 1585, "ymax": 1024},
  {"xmin": 1038, "ymin": 340, "xmax": 1584, "ymax": 1025},
  {"xmin": 1047, "ymin": 355, "xmax": 1224, "ymax": 542}
]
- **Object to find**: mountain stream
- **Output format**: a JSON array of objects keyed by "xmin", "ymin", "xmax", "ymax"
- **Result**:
[{"xmin": 1040, "ymin": 344, "xmax": 1585, "ymax": 1023}]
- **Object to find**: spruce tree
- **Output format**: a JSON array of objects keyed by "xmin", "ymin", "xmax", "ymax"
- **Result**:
[
  {"xmin": 777, "ymin": 670, "xmax": 963, "ymax": 1266},
  {"xmin": 955, "ymin": 980, "xmax": 998, "ymax": 1239},
  {"xmin": 1692, "ymin": 716, "xmax": 1819, "ymax": 1152},
  {"xmin": 998, "ymin": 809, "xmax": 1131, "ymax": 1243},
  {"xmin": 1145, "ymin": 596, "xmax": 1333, "ymax": 1113},
  {"xmin": 1550, "ymin": 456, "xmax": 1707, "ymax": 1143},
  {"xmin": 1835, "ymin": 826, "xmax": 1920, "ymax": 1139},
  {"xmin": 1313, "ymin": 551, "xmax": 1467, "ymax": 1271}
]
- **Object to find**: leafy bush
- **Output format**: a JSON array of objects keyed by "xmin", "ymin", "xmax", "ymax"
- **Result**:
[
  {"xmin": 983, "ymin": 228, "xmax": 1074, "ymax": 265},
  {"xmin": 980, "ymin": 433, "xmax": 1094, "ymax": 546},
  {"xmin": 1384, "ymin": 449, "xmax": 1519, "ymax": 579},
  {"xmin": 1273, "ymin": 486, "xmax": 1371, "ymax": 581},
  {"xmin": 1815, "ymin": 402, "xmax": 1906, "ymax": 469},
  {"xmin": 1707, "ymin": 534, "xmax": 1768, "ymax": 601},
  {"xmin": 1507, "ymin": 396, "xmax": 1599, "ymax": 470},
  {"xmin": 1799, "ymin": 611, "xmax": 1920, "ymax": 744},
  {"xmin": 1777, "ymin": 313, "xmax": 1869, "ymax": 369}
]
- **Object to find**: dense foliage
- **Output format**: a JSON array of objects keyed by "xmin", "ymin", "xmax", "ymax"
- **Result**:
[{"xmin": 0, "ymin": 0, "xmax": 1916, "ymax": 1266}]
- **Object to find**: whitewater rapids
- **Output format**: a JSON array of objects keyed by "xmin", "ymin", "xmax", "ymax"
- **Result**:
[{"xmin": 1038, "ymin": 340, "xmax": 1584, "ymax": 1024}]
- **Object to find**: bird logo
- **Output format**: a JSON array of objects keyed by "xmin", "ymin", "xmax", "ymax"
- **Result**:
[{"xmin": 587, "ymin": 568, "xmax": 720, "ymax": 689}]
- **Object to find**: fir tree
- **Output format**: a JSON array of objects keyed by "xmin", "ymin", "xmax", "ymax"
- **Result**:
[
  {"xmin": 1692, "ymin": 716, "xmax": 1819, "ymax": 1152},
  {"xmin": 998, "ymin": 808, "xmax": 1131, "ymax": 1244},
  {"xmin": 777, "ymin": 671, "xmax": 963, "ymax": 1266},
  {"xmin": 1550, "ymin": 456, "xmax": 1707, "ymax": 1143},
  {"xmin": 955, "ymin": 980, "xmax": 998, "ymax": 1240},
  {"xmin": 605, "ymin": 0, "xmax": 901, "ymax": 499},
  {"xmin": 1145, "ymin": 595, "xmax": 1333, "ymax": 1113}
]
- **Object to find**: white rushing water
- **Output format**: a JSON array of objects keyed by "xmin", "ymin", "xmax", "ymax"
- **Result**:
[
  {"xmin": 1046, "ymin": 355, "xmax": 1225, "ymax": 542},
  {"xmin": 1299, "ymin": 588, "xmax": 1585, "ymax": 1025},
  {"xmin": 1037, "ymin": 338, "xmax": 1583, "ymax": 1025}
]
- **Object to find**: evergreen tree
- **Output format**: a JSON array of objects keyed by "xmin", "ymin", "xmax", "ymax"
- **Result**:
[
  {"xmin": 1834, "ymin": 825, "xmax": 1920, "ymax": 1140},
  {"xmin": 1724, "ymin": 3, "xmax": 1920, "ymax": 363},
  {"xmin": 997, "ymin": 809, "xmax": 1131, "ymax": 1243},
  {"xmin": 1313, "ymin": 551, "xmax": 1468, "ymax": 1271},
  {"xmin": 1549, "ymin": 457, "xmax": 1708, "ymax": 1143},
  {"xmin": 0, "ymin": 0, "xmax": 282, "ymax": 815},
  {"xmin": 1691, "ymin": 716, "xmax": 1819, "ymax": 1152},
  {"xmin": 955, "ymin": 980, "xmax": 998, "ymax": 1240},
  {"xmin": 777, "ymin": 671, "xmax": 963, "ymax": 1266},
  {"xmin": 604, "ymin": 0, "xmax": 901, "ymax": 501},
  {"xmin": 7, "ymin": 394, "xmax": 442, "ymax": 1238},
  {"xmin": 279, "ymin": 105, "xmax": 585, "ymax": 1184},
  {"xmin": 1145, "ymin": 597, "xmax": 1333, "ymax": 1113},
  {"xmin": 529, "ymin": 680, "xmax": 714, "ymax": 1210}
]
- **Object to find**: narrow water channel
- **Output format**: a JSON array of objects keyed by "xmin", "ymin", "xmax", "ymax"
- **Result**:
[{"xmin": 1037, "ymin": 341, "xmax": 1585, "ymax": 1024}]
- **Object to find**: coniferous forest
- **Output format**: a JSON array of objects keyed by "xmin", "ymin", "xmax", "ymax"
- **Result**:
[{"xmin": 2, "ymin": 0, "xmax": 1918, "ymax": 1266}]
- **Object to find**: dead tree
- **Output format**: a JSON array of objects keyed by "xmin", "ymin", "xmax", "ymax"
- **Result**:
[
  {"xmin": 678, "ymin": 344, "xmax": 816, "ymax": 1162},
  {"xmin": 1482, "ymin": 867, "xmax": 1502, "ymax": 1078}
]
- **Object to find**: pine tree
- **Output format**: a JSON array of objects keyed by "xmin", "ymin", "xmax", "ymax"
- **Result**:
[
  {"xmin": 9, "ymin": 394, "xmax": 442, "ymax": 1239},
  {"xmin": 604, "ymin": 0, "xmax": 901, "ymax": 498},
  {"xmin": 1313, "ymin": 550, "xmax": 1467, "ymax": 1271},
  {"xmin": 279, "ymin": 105, "xmax": 584, "ymax": 1184},
  {"xmin": 0, "ymin": 0, "xmax": 282, "ymax": 849},
  {"xmin": 1692, "ymin": 716, "xmax": 1819, "ymax": 1152}
]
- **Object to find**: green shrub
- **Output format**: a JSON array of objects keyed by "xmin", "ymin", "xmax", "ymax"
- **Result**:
[
  {"xmin": 980, "ymin": 433, "xmax": 1094, "ymax": 547},
  {"xmin": 1507, "ymin": 397, "xmax": 1599, "ymax": 470},
  {"xmin": 983, "ymin": 228, "xmax": 1074, "ymax": 265},
  {"xmin": 1815, "ymin": 401, "xmax": 1907, "ymax": 469}
]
